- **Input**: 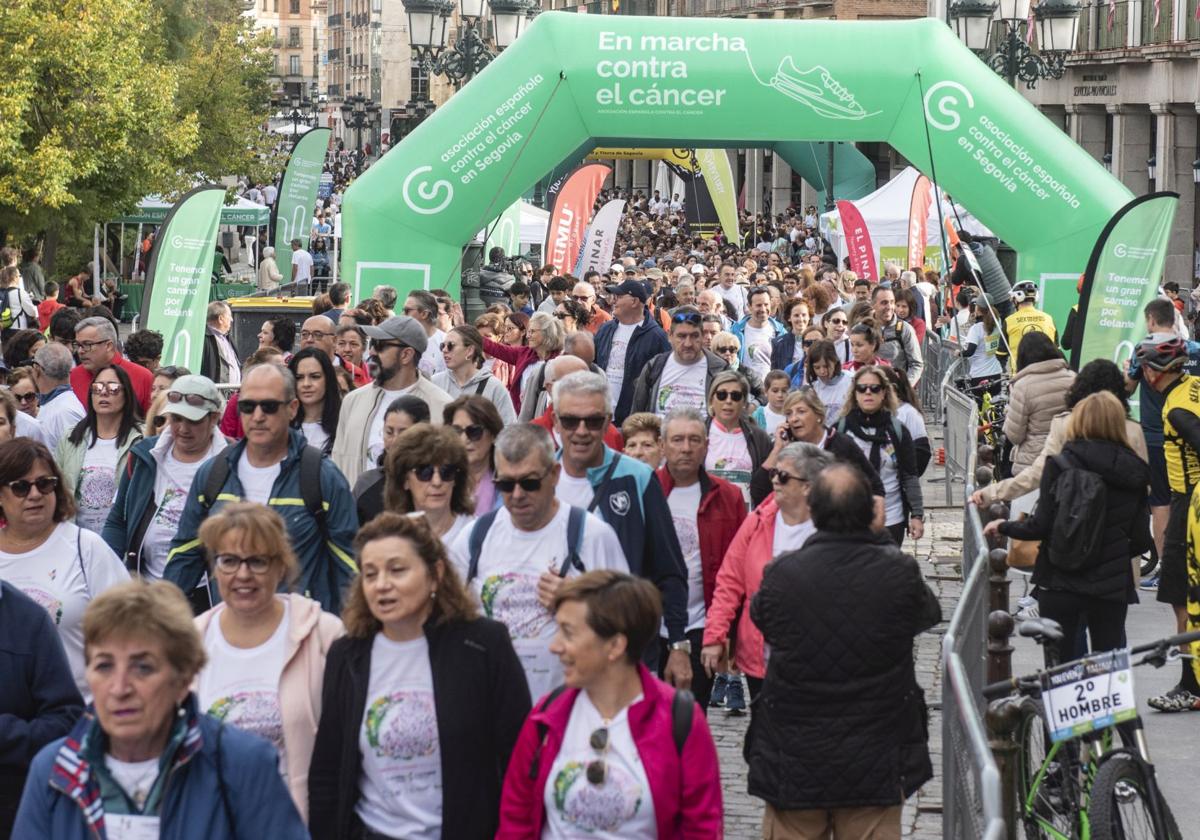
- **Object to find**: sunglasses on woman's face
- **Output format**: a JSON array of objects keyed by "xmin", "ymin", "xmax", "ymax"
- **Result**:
[
  {"xmin": 855, "ymin": 383, "xmax": 885, "ymax": 395},
  {"xmin": 5, "ymin": 475, "xmax": 58, "ymax": 497},
  {"xmin": 714, "ymin": 389, "xmax": 744, "ymax": 402},
  {"xmin": 90, "ymin": 382, "xmax": 123, "ymax": 396},
  {"xmin": 827, "ymin": 318, "xmax": 847, "ymax": 326},
  {"xmin": 410, "ymin": 464, "xmax": 460, "ymax": 483},
  {"xmin": 453, "ymin": 423, "xmax": 486, "ymax": 442},
  {"xmin": 769, "ymin": 468, "xmax": 807, "ymax": 486},
  {"xmin": 715, "ymin": 346, "xmax": 738, "ymax": 356}
]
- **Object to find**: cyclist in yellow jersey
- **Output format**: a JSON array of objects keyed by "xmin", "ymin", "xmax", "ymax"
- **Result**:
[
  {"xmin": 1136, "ymin": 333, "xmax": 1200, "ymax": 711},
  {"xmin": 1184, "ymin": 486, "xmax": 1200, "ymax": 691},
  {"xmin": 1002, "ymin": 281, "xmax": 1057, "ymax": 372}
]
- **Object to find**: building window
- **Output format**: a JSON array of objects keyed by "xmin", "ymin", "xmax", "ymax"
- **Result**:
[
  {"xmin": 289, "ymin": 26, "xmax": 301, "ymax": 46},
  {"xmin": 411, "ymin": 55, "xmax": 429, "ymax": 102},
  {"xmin": 290, "ymin": 54, "xmax": 302, "ymax": 75},
  {"xmin": 290, "ymin": 0, "xmax": 300, "ymax": 12}
]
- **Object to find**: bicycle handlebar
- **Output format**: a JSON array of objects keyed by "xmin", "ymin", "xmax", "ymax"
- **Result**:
[{"xmin": 982, "ymin": 630, "xmax": 1200, "ymax": 701}]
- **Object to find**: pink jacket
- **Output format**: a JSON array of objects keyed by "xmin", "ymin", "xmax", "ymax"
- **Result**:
[
  {"xmin": 193, "ymin": 593, "xmax": 344, "ymax": 822},
  {"xmin": 702, "ymin": 496, "xmax": 779, "ymax": 678},
  {"xmin": 496, "ymin": 664, "xmax": 723, "ymax": 839}
]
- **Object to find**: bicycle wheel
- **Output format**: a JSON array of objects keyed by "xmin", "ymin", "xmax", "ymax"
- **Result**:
[
  {"xmin": 1015, "ymin": 700, "xmax": 1077, "ymax": 839},
  {"xmin": 1138, "ymin": 543, "xmax": 1158, "ymax": 578},
  {"xmin": 1087, "ymin": 753, "xmax": 1181, "ymax": 840}
]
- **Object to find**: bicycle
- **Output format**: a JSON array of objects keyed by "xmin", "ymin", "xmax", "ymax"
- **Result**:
[{"xmin": 984, "ymin": 620, "xmax": 1200, "ymax": 839}]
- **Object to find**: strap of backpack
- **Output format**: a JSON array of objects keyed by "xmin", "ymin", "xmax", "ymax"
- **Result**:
[
  {"xmin": 466, "ymin": 509, "xmax": 500, "ymax": 583},
  {"xmin": 299, "ymin": 446, "xmax": 326, "ymax": 530},
  {"xmin": 126, "ymin": 498, "xmax": 157, "ymax": 575},
  {"xmin": 556, "ymin": 506, "xmax": 587, "ymax": 577},
  {"xmin": 201, "ymin": 454, "xmax": 232, "ymax": 514},
  {"xmin": 473, "ymin": 378, "xmax": 488, "ymax": 396},
  {"xmin": 76, "ymin": 526, "xmax": 89, "ymax": 592},
  {"xmin": 527, "ymin": 684, "xmax": 569, "ymax": 781},
  {"xmin": 588, "ymin": 455, "xmax": 622, "ymax": 514},
  {"xmin": 671, "ymin": 689, "xmax": 695, "ymax": 755}
]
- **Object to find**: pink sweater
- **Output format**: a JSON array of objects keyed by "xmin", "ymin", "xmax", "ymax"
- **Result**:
[
  {"xmin": 193, "ymin": 593, "xmax": 344, "ymax": 822},
  {"xmin": 702, "ymin": 496, "xmax": 779, "ymax": 678},
  {"xmin": 497, "ymin": 664, "xmax": 723, "ymax": 839}
]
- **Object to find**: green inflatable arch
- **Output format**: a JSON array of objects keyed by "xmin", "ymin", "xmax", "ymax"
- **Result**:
[{"xmin": 342, "ymin": 13, "xmax": 1131, "ymax": 297}]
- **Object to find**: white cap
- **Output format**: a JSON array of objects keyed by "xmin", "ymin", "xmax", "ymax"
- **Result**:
[
  {"xmin": 690, "ymin": 264, "xmax": 706, "ymax": 275},
  {"xmin": 610, "ymin": 263, "xmax": 624, "ymax": 274}
]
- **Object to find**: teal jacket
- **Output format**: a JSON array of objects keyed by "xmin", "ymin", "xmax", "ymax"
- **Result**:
[{"xmin": 164, "ymin": 429, "xmax": 358, "ymax": 613}]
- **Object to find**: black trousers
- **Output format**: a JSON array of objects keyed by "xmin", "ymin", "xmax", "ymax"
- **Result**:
[{"xmin": 1035, "ymin": 589, "xmax": 1128, "ymax": 664}]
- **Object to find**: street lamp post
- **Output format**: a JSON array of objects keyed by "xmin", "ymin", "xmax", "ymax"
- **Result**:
[
  {"xmin": 949, "ymin": 0, "xmax": 1081, "ymax": 89},
  {"xmin": 340, "ymin": 95, "xmax": 380, "ymax": 174},
  {"xmin": 286, "ymin": 96, "xmax": 315, "ymax": 147},
  {"xmin": 404, "ymin": 0, "xmax": 534, "ymax": 88}
]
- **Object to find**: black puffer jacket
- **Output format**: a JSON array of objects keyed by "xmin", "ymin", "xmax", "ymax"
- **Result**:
[
  {"xmin": 747, "ymin": 529, "xmax": 941, "ymax": 809},
  {"xmin": 1002, "ymin": 438, "xmax": 1150, "ymax": 603}
]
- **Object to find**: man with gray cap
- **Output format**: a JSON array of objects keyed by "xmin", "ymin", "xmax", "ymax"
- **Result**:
[
  {"xmin": 332, "ymin": 315, "xmax": 451, "ymax": 485},
  {"xmin": 103, "ymin": 374, "xmax": 229, "ymax": 579}
]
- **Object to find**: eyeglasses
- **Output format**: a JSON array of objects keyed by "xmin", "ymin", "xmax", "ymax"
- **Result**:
[
  {"xmin": 554, "ymin": 312, "xmax": 570, "ymax": 320},
  {"xmin": 769, "ymin": 468, "xmax": 807, "ymax": 486},
  {"xmin": 855, "ymin": 383, "xmax": 885, "ymax": 395},
  {"xmin": 586, "ymin": 728, "xmax": 609, "ymax": 785},
  {"xmin": 410, "ymin": 464, "xmax": 460, "ymax": 483},
  {"xmin": 237, "ymin": 399, "xmax": 286, "ymax": 415},
  {"xmin": 827, "ymin": 318, "xmax": 847, "ymax": 326},
  {"xmin": 571, "ymin": 294, "xmax": 592, "ymax": 303},
  {"xmin": 453, "ymin": 423, "xmax": 486, "ymax": 442},
  {"xmin": 671, "ymin": 311, "xmax": 702, "ymax": 326},
  {"xmin": 167, "ymin": 391, "xmax": 214, "ymax": 408},
  {"xmin": 494, "ymin": 466, "xmax": 553, "ymax": 494},
  {"xmin": 73, "ymin": 339, "xmax": 111, "ymax": 352},
  {"xmin": 5, "ymin": 476, "xmax": 58, "ymax": 497},
  {"xmin": 402, "ymin": 306, "xmax": 418, "ymax": 315},
  {"xmin": 714, "ymin": 389, "xmax": 744, "ymax": 402},
  {"xmin": 90, "ymin": 382, "xmax": 123, "ymax": 396},
  {"xmin": 214, "ymin": 553, "xmax": 273, "ymax": 575},
  {"xmin": 300, "ymin": 330, "xmax": 333, "ymax": 341},
  {"xmin": 801, "ymin": 339, "xmax": 816, "ymax": 348},
  {"xmin": 715, "ymin": 346, "xmax": 738, "ymax": 356},
  {"xmin": 440, "ymin": 342, "xmax": 460, "ymax": 352},
  {"xmin": 12, "ymin": 391, "xmax": 37, "ymax": 405},
  {"xmin": 557, "ymin": 414, "xmax": 607, "ymax": 432}
]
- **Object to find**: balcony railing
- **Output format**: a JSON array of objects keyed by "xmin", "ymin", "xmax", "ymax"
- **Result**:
[{"xmin": 328, "ymin": 12, "xmax": 342, "ymax": 26}]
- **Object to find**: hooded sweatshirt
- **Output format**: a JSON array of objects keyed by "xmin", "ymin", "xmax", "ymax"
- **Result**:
[{"xmin": 431, "ymin": 366, "xmax": 517, "ymax": 425}]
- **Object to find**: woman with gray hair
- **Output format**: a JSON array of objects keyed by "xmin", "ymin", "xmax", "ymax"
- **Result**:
[
  {"xmin": 481, "ymin": 311, "xmax": 563, "ymax": 414},
  {"xmin": 705, "ymin": 370, "xmax": 772, "ymax": 507},
  {"xmin": 701, "ymin": 442, "xmax": 836, "ymax": 705},
  {"xmin": 258, "ymin": 246, "xmax": 283, "ymax": 291}
]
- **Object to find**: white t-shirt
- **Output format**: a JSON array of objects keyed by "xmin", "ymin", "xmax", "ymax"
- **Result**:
[
  {"xmin": 555, "ymin": 469, "xmax": 595, "ymax": 510},
  {"xmin": 845, "ymin": 426, "xmax": 904, "ymax": 526},
  {"xmin": 301, "ymin": 421, "xmax": 329, "ymax": 452},
  {"xmin": 141, "ymin": 449, "xmax": 208, "ymax": 580},
  {"xmin": 408, "ymin": 511, "xmax": 474, "ymax": 551},
  {"xmin": 448, "ymin": 504, "xmax": 628, "ymax": 701},
  {"xmin": 356, "ymin": 633, "xmax": 443, "ymax": 840},
  {"xmin": 237, "ymin": 454, "xmax": 282, "ymax": 504},
  {"xmin": 895, "ymin": 401, "xmax": 928, "ymax": 450},
  {"xmin": 812, "ymin": 374, "xmax": 852, "ymax": 426},
  {"xmin": 604, "ymin": 322, "xmax": 638, "ymax": 406},
  {"xmin": 14, "ymin": 411, "xmax": 45, "ymax": 446},
  {"xmin": 367, "ymin": 384, "xmax": 415, "ymax": 470},
  {"xmin": 0, "ymin": 522, "xmax": 129, "ymax": 695},
  {"xmin": 706, "ymin": 422, "xmax": 753, "ymax": 503},
  {"xmin": 420, "ymin": 329, "xmax": 447, "ymax": 378},
  {"xmin": 759, "ymin": 405, "xmax": 786, "ymax": 437},
  {"xmin": 38, "ymin": 390, "xmax": 86, "ymax": 454},
  {"xmin": 714, "ymin": 284, "xmax": 746, "ymax": 320},
  {"xmin": 665, "ymin": 482, "xmax": 705, "ymax": 633},
  {"xmin": 263, "ymin": 184, "xmax": 278, "ymax": 205},
  {"xmin": 76, "ymin": 436, "xmax": 120, "ymax": 533},
  {"xmin": 772, "ymin": 512, "xmax": 815, "ymax": 558},
  {"xmin": 541, "ymin": 692, "xmax": 656, "ymax": 839},
  {"xmin": 965, "ymin": 321, "xmax": 1003, "ymax": 379},
  {"xmin": 197, "ymin": 599, "xmax": 291, "ymax": 772},
  {"xmin": 654, "ymin": 355, "xmax": 707, "ymax": 418},
  {"xmin": 291, "ymin": 249, "xmax": 313, "ymax": 283},
  {"xmin": 741, "ymin": 322, "xmax": 774, "ymax": 380}
]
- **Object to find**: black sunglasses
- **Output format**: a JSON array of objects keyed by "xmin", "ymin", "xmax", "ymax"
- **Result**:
[
  {"xmin": 5, "ymin": 476, "xmax": 58, "ymax": 497},
  {"xmin": 410, "ymin": 464, "xmax": 460, "ymax": 483},
  {"xmin": 453, "ymin": 424, "xmax": 486, "ymax": 442},
  {"xmin": 167, "ymin": 391, "xmax": 214, "ymax": 407},
  {"xmin": 671, "ymin": 311, "xmax": 702, "ymax": 326},
  {"xmin": 237, "ymin": 399, "xmax": 286, "ymax": 415},
  {"xmin": 558, "ymin": 414, "xmax": 607, "ymax": 432},
  {"xmin": 713, "ymin": 389, "xmax": 744, "ymax": 402},
  {"xmin": 586, "ymin": 727, "xmax": 609, "ymax": 785},
  {"xmin": 494, "ymin": 466, "xmax": 553, "ymax": 494},
  {"xmin": 855, "ymin": 383, "xmax": 885, "ymax": 395},
  {"xmin": 769, "ymin": 468, "xmax": 807, "ymax": 486}
]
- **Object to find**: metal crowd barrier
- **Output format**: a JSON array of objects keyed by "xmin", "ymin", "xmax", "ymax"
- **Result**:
[
  {"xmin": 920, "ymin": 332, "xmax": 962, "ymax": 425},
  {"xmin": 941, "ymin": 496, "xmax": 1006, "ymax": 840},
  {"xmin": 942, "ymin": 385, "xmax": 978, "ymax": 507}
]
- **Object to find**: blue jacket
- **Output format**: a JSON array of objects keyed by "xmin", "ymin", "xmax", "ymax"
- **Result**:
[
  {"xmin": 562, "ymin": 446, "xmax": 688, "ymax": 642},
  {"xmin": 594, "ymin": 310, "xmax": 670, "ymax": 423},
  {"xmin": 1, "ymin": 582, "xmax": 83, "ymax": 831},
  {"xmin": 164, "ymin": 429, "xmax": 358, "ymax": 613},
  {"xmin": 13, "ymin": 694, "xmax": 307, "ymax": 840},
  {"xmin": 770, "ymin": 331, "xmax": 801, "ymax": 373},
  {"xmin": 730, "ymin": 316, "xmax": 786, "ymax": 369}
]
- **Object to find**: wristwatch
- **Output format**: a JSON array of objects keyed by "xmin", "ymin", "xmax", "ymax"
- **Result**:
[{"xmin": 669, "ymin": 639, "xmax": 692, "ymax": 655}]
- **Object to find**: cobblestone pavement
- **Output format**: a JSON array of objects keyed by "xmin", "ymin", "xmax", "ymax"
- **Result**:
[{"xmin": 712, "ymin": 426, "xmax": 963, "ymax": 839}]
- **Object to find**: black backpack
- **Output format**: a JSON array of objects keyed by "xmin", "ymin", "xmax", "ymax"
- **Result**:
[
  {"xmin": 466, "ymin": 505, "xmax": 586, "ymax": 583},
  {"xmin": 1046, "ymin": 452, "xmax": 1108, "ymax": 571}
]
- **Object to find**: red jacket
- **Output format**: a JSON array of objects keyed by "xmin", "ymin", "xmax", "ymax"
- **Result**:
[
  {"xmin": 532, "ymin": 407, "xmax": 625, "ymax": 452},
  {"xmin": 656, "ymin": 466, "xmax": 747, "ymax": 608},
  {"xmin": 482, "ymin": 337, "xmax": 558, "ymax": 413},
  {"xmin": 69, "ymin": 351, "xmax": 153, "ymax": 414},
  {"xmin": 497, "ymin": 664, "xmax": 723, "ymax": 839},
  {"xmin": 702, "ymin": 495, "xmax": 780, "ymax": 678}
]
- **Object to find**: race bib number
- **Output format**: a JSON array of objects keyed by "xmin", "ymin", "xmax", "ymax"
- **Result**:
[{"xmin": 1039, "ymin": 650, "xmax": 1136, "ymax": 742}]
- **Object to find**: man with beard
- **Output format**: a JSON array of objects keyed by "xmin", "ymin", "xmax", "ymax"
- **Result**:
[{"xmin": 331, "ymin": 316, "xmax": 451, "ymax": 485}]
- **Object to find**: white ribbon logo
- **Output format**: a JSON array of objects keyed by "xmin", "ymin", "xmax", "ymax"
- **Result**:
[
  {"xmin": 923, "ymin": 81, "xmax": 974, "ymax": 132},
  {"xmin": 402, "ymin": 166, "xmax": 454, "ymax": 215}
]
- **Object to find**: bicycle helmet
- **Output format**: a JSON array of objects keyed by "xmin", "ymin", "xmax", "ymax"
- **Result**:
[
  {"xmin": 1011, "ymin": 281, "xmax": 1038, "ymax": 304},
  {"xmin": 1134, "ymin": 333, "xmax": 1188, "ymax": 372}
]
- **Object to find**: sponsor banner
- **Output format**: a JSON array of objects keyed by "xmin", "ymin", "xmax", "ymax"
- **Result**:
[
  {"xmin": 274, "ymin": 127, "xmax": 332, "ymax": 279},
  {"xmin": 545, "ymin": 163, "xmax": 610, "ymax": 274},
  {"xmin": 141, "ymin": 186, "xmax": 226, "ymax": 372},
  {"xmin": 695, "ymin": 149, "xmax": 738, "ymax": 242},
  {"xmin": 579, "ymin": 199, "xmax": 626, "ymax": 275},
  {"xmin": 837, "ymin": 199, "xmax": 878, "ymax": 282},
  {"xmin": 907, "ymin": 174, "xmax": 933, "ymax": 270}
]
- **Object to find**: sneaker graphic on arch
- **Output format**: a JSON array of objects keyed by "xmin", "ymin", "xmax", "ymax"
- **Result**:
[{"xmin": 768, "ymin": 58, "xmax": 873, "ymax": 121}]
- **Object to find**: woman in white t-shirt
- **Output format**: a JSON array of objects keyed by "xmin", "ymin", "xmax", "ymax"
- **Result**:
[
  {"xmin": 804, "ymin": 340, "xmax": 853, "ymax": 425},
  {"xmin": 497, "ymin": 571, "xmax": 722, "ymax": 838},
  {"xmin": 0, "ymin": 440, "xmax": 129, "ymax": 694},
  {"xmin": 704, "ymin": 370, "xmax": 772, "ymax": 508},
  {"xmin": 310, "ymin": 513, "xmax": 530, "ymax": 840},
  {"xmin": 288, "ymin": 348, "xmax": 341, "ymax": 455},
  {"xmin": 962, "ymin": 294, "xmax": 1005, "ymax": 395},
  {"xmin": 384, "ymin": 424, "xmax": 475, "ymax": 548},
  {"xmin": 823, "ymin": 306, "xmax": 854, "ymax": 364},
  {"xmin": 194, "ymin": 502, "xmax": 344, "ymax": 822},
  {"xmin": 55, "ymin": 364, "xmax": 143, "ymax": 534}
]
